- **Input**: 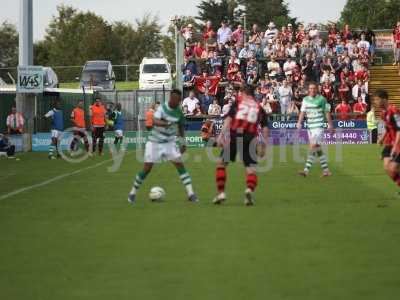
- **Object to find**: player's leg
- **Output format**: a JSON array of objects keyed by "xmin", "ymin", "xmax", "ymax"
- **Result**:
[
  {"xmin": 128, "ymin": 162, "xmax": 153, "ymax": 204},
  {"xmin": 213, "ymin": 137, "xmax": 236, "ymax": 204},
  {"xmin": 316, "ymin": 145, "xmax": 331, "ymax": 177},
  {"xmin": 172, "ymin": 160, "xmax": 198, "ymax": 202},
  {"xmin": 242, "ymin": 134, "xmax": 258, "ymax": 206},
  {"xmin": 81, "ymin": 130, "xmax": 90, "ymax": 152},
  {"xmin": 70, "ymin": 131, "xmax": 79, "ymax": 152},
  {"xmin": 98, "ymin": 127, "xmax": 105, "ymax": 155},
  {"xmin": 382, "ymin": 146, "xmax": 400, "ymax": 188},
  {"xmin": 92, "ymin": 128, "xmax": 98, "ymax": 153},
  {"xmin": 49, "ymin": 130, "xmax": 57, "ymax": 159}
]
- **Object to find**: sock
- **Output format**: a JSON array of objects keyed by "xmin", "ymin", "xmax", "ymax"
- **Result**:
[
  {"xmin": 177, "ymin": 166, "xmax": 194, "ymax": 196},
  {"xmin": 216, "ymin": 166, "xmax": 227, "ymax": 193},
  {"xmin": 99, "ymin": 138, "xmax": 104, "ymax": 154},
  {"xmin": 84, "ymin": 138, "xmax": 89, "ymax": 152},
  {"xmin": 304, "ymin": 152, "xmax": 316, "ymax": 173},
  {"xmin": 49, "ymin": 145, "xmax": 55, "ymax": 157},
  {"xmin": 130, "ymin": 170, "xmax": 149, "ymax": 195},
  {"xmin": 70, "ymin": 138, "xmax": 77, "ymax": 151},
  {"xmin": 317, "ymin": 150, "xmax": 329, "ymax": 172},
  {"xmin": 246, "ymin": 173, "xmax": 258, "ymax": 192}
]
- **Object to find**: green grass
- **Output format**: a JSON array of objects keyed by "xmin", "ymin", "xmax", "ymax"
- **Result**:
[
  {"xmin": 59, "ymin": 81, "xmax": 139, "ymax": 90},
  {"xmin": 1, "ymin": 145, "xmax": 400, "ymax": 300}
]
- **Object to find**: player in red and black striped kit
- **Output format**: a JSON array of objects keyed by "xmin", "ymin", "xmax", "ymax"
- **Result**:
[
  {"xmin": 373, "ymin": 90, "xmax": 400, "ymax": 191},
  {"xmin": 214, "ymin": 86, "xmax": 269, "ymax": 206}
]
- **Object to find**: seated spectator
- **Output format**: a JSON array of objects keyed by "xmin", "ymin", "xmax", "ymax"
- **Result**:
[
  {"xmin": 320, "ymin": 69, "xmax": 336, "ymax": 84},
  {"xmin": 285, "ymin": 42, "xmax": 297, "ymax": 58},
  {"xmin": 193, "ymin": 42, "xmax": 204, "ymax": 59},
  {"xmin": 340, "ymin": 66, "xmax": 355, "ymax": 83},
  {"xmin": 183, "ymin": 69, "xmax": 195, "ymax": 89},
  {"xmin": 6, "ymin": 107, "xmax": 24, "ymax": 134},
  {"xmin": 352, "ymin": 80, "xmax": 368, "ymax": 103},
  {"xmin": 263, "ymin": 42, "xmax": 275, "ymax": 59},
  {"xmin": 193, "ymin": 103, "xmax": 204, "ymax": 116},
  {"xmin": 217, "ymin": 20, "xmax": 232, "ymax": 45},
  {"xmin": 181, "ymin": 57, "xmax": 198, "ymax": 76},
  {"xmin": 267, "ymin": 55, "xmax": 281, "ymax": 77},
  {"xmin": 182, "ymin": 90, "xmax": 200, "ymax": 115},
  {"xmin": 296, "ymin": 24, "xmax": 306, "ymax": 44},
  {"xmin": 0, "ymin": 133, "xmax": 16, "ymax": 158},
  {"xmin": 208, "ymin": 98, "xmax": 222, "ymax": 116},
  {"xmin": 287, "ymin": 100, "xmax": 300, "ymax": 120},
  {"xmin": 342, "ymin": 24, "xmax": 352, "ymax": 42},
  {"xmin": 353, "ymin": 96, "xmax": 367, "ymax": 119},
  {"xmin": 335, "ymin": 100, "xmax": 352, "ymax": 120},
  {"xmin": 309, "ymin": 24, "xmax": 320, "ymax": 41},
  {"xmin": 227, "ymin": 58, "xmax": 240, "ymax": 81},
  {"xmin": 249, "ymin": 24, "xmax": 264, "ymax": 46},
  {"xmin": 254, "ymin": 42, "xmax": 264, "ymax": 60}
]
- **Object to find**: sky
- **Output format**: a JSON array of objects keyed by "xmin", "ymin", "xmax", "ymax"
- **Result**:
[{"xmin": 0, "ymin": 0, "xmax": 347, "ymax": 41}]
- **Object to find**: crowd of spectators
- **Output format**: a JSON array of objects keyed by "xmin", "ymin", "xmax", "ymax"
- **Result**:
[{"xmin": 181, "ymin": 20, "xmax": 376, "ymax": 120}]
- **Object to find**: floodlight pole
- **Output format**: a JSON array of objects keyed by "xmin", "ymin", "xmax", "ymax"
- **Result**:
[{"xmin": 16, "ymin": 0, "xmax": 35, "ymax": 148}]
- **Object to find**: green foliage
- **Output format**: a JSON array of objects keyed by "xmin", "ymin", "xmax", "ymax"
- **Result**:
[
  {"xmin": 197, "ymin": 0, "xmax": 242, "ymax": 28},
  {"xmin": 0, "ymin": 21, "xmax": 18, "ymax": 67},
  {"xmin": 238, "ymin": 0, "xmax": 295, "ymax": 29},
  {"xmin": 340, "ymin": 0, "xmax": 400, "ymax": 29}
]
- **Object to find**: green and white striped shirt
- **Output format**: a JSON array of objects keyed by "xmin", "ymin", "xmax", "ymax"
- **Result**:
[
  {"xmin": 301, "ymin": 95, "xmax": 329, "ymax": 130},
  {"xmin": 148, "ymin": 103, "xmax": 185, "ymax": 143}
]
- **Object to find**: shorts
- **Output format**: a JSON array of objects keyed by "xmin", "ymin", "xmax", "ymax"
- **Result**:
[
  {"xmin": 115, "ymin": 129, "xmax": 123, "ymax": 137},
  {"xmin": 144, "ymin": 141, "xmax": 181, "ymax": 163},
  {"xmin": 382, "ymin": 146, "xmax": 400, "ymax": 163},
  {"xmin": 221, "ymin": 133, "xmax": 258, "ymax": 167},
  {"xmin": 73, "ymin": 128, "xmax": 87, "ymax": 138},
  {"xmin": 51, "ymin": 130, "xmax": 62, "ymax": 139},
  {"xmin": 308, "ymin": 128, "xmax": 324, "ymax": 145}
]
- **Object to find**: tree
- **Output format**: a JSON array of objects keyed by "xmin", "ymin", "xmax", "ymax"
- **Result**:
[
  {"xmin": 340, "ymin": 0, "xmax": 400, "ymax": 29},
  {"xmin": 238, "ymin": 0, "xmax": 295, "ymax": 29},
  {"xmin": 197, "ymin": 0, "xmax": 241, "ymax": 28},
  {"xmin": 0, "ymin": 21, "xmax": 18, "ymax": 67}
]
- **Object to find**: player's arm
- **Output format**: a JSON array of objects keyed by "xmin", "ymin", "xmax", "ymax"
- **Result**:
[
  {"xmin": 153, "ymin": 117, "xmax": 172, "ymax": 128},
  {"xmin": 177, "ymin": 121, "xmax": 187, "ymax": 154},
  {"xmin": 325, "ymin": 111, "xmax": 334, "ymax": 131},
  {"xmin": 258, "ymin": 110, "xmax": 269, "ymax": 159},
  {"xmin": 296, "ymin": 111, "xmax": 305, "ymax": 130},
  {"xmin": 43, "ymin": 110, "xmax": 54, "ymax": 119}
]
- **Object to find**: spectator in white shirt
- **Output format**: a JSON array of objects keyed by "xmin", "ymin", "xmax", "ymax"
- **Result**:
[
  {"xmin": 182, "ymin": 24, "xmax": 194, "ymax": 41},
  {"xmin": 309, "ymin": 24, "xmax": 320, "ymax": 41},
  {"xmin": 6, "ymin": 107, "xmax": 24, "ymax": 134},
  {"xmin": 352, "ymin": 80, "xmax": 368, "ymax": 103},
  {"xmin": 182, "ymin": 91, "xmax": 200, "ymax": 115},
  {"xmin": 267, "ymin": 55, "xmax": 281, "ymax": 77},
  {"xmin": 357, "ymin": 34, "xmax": 370, "ymax": 52},
  {"xmin": 265, "ymin": 22, "xmax": 279, "ymax": 43},
  {"xmin": 278, "ymin": 80, "xmax": 293, "ymax": 115},
  {"xmin": 285, "ymin": 42, "xmax": 297, "ymax": 58},
  {"xmin": 217, "ymin": 20, "xmax": 232, "ymax": 45},
  {"xmin": 283, "ymin": 57, "xmax": 297, "ymax": 76}
]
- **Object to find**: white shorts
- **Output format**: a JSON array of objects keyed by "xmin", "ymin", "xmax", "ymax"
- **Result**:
[
  {"xmin": 51, "ymin": 130, "xmax": 62, "ymax": 139},
  {"xmin": 115, "ymin": 130, "xmax": 123, "ymax": 137},
  {"xmin": 144, "ymin": 141, "xmax": 181, "ymax": 163},
  {"xmin": 308, "ymin": 129, "xmax": 324, "ymax": 145}
]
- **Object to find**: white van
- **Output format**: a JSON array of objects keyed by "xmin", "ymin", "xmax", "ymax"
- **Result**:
[{"xmin": 139, "ymin": 58, "xmax": 172, "ymax": 90}]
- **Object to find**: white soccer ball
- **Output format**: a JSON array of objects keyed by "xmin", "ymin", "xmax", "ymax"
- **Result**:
[{"xmin": 149, "ymin": 187, "xmax": 166, "ymax": 202}]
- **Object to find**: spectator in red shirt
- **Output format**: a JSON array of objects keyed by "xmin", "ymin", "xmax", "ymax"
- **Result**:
[
  {"xmin": 232, "ymin": 24, "xmax": 244, "ymax": 47},
  {"xmin": 184, "ymin": 45, "xmax": 194, "ymax": 60},
  {"xmin": 320, "ymin": 80, "xmax": 335, "ymax": 103},
  {"xmin": 296, "ymin": 24, "xmax": 306, "ymax": 44},
  {"xmin": 203, "ymin": 20, "xmax": 216, "ymax": 42},
  {"xmin": 335, "ymin": 100, "xmax": 352, "ymax": 120},
  {"xmin": 340, "ymin": 66, "xmax": 355, "ymax": 83},
  {"xmin": 353, "ymin": 96, "xmax": 367, "ymax": 120},
  {"xmin": 342, "ymin": 24, "xmax": 352, "ymax": 43},
  {"xmin": 193, "ymin": 42, "xmax": 204, "ymax": 59},
  {"xmin": 355, "ymin": 65, "xmax": 369, "ymax": 82},
  {"xmin": 338, "ymin": 79, "xmax": 350, "ymax": 102}
]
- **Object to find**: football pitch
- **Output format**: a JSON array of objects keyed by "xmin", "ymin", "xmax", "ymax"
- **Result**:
[{"xmin": 0, "ymin": 145, "xmax": 399, "ymax": 300}]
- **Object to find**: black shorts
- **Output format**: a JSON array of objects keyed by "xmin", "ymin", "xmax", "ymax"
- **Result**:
[
  {"xmin": 73, "ymin": 129, "xmax": 87, "ymax": 138},
  {"xmin": 382, "ymin": 146, "xmax": 400, "ymax": 163},
  {"xmin": 221, "ymin": 132, "xmax": 258, "ymax": 167}
]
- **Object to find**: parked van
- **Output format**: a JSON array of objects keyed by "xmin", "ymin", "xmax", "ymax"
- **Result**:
[
  {"xmin": 79, "ymin": 60, "xmax": 116, "ymax": 91},
  {"xmin": 139, "ymin": 58, "xmax": 172, "ymax": 90}
]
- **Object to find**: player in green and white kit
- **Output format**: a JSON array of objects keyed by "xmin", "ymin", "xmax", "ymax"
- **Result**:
[
  {"xmin": 128, "ymin": 89, "xmax": 198, "ymax": 203},
  {"xmin": 297, "ymin": 83, "xmax": 334, "ymax": 177}
]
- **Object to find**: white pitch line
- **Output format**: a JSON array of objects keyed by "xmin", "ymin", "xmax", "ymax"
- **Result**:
[{"xmin": 0, "ymin": 159, "xmax": 111, "ymax": 201}]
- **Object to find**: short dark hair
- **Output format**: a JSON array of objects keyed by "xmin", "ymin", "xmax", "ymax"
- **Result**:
[
  {"xmin": 373, "ymin": 89, "xmax": 388, "ymax": 100},
  {"xmin": 171, "ymin": 89, "xmax": 182, "ymax": 97}
]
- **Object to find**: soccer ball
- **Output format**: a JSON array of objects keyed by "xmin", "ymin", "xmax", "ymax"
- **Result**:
[{"xmin": 149, "ymin": 187, "xmax": 166, "ymax": 202}]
